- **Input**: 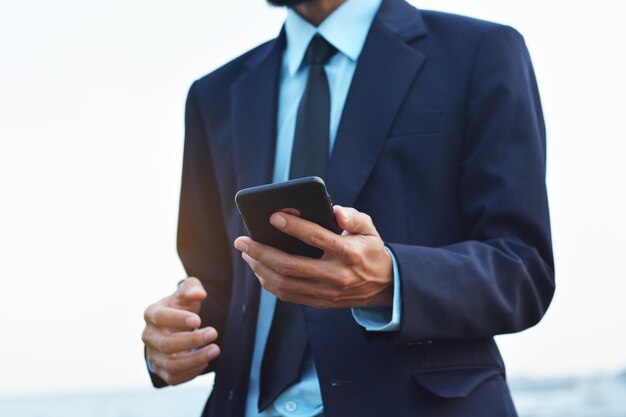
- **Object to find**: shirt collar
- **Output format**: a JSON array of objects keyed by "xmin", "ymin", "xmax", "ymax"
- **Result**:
[{"xmin": 284, "ymin": 0, "xmax": 383, "ymax": 76}]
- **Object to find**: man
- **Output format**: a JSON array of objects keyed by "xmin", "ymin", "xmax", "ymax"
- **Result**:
[{"xmin": 141, "ymin": 0, "xmax": 555, "ymax": 416}]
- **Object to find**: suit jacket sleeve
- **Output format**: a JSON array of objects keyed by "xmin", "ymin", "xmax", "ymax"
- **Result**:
[
  {"xmin": 148, "ymin": 81, "xmax": 233, "ymax": 387},
  {"xmin": 376, "ymin": 26, "xmax": 555, "ymax": 345}
]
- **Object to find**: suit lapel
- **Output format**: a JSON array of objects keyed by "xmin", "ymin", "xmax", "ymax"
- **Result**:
[
  {"xmin": 231, "ymin": 34, "xmax": 285, "ymax": 310},
  {"xmin": 325, "ymin": 0, "xmax": 427, "ymax": 207},
  {"xmin": 231, "ymin": 34, "xmax": 285, "ymax": 191},
  {"xmin": 230, "ymin": 0, "xmax": 428, "ymax": 208}
]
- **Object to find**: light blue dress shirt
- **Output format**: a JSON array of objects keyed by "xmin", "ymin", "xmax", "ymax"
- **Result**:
[{"xmin": 244, "ymin": 1, "xmax": 401, "ymax": 416}]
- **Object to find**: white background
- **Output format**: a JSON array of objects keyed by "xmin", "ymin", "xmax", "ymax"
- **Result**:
[{"xmin": 0, "ymin": 0, "xmax": 625, "ymax": 396}]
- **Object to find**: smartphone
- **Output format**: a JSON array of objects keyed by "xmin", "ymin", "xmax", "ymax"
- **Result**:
[{"xmin": 235, "ymin": 176, "xmax": 342, "ymax": 258}]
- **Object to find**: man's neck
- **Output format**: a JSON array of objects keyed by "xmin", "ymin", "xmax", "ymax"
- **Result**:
[{"xmin": 293, "ymin": 0, "xmax": 346, "ymax": 26}]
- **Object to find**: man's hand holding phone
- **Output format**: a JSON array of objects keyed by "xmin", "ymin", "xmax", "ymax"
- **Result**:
[
  {"xmin": 141, "ymin": 278, "xmax": 221, "ymax": 386},
  {"xmin": 234, "ymin": 205, "xmax": 393, "ymax": 309}
]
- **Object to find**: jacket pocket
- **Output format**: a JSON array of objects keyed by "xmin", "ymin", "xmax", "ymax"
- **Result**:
[
  {"xmin": 412, "ymin": 366, "xmax": 503, "ymax": 399},
  {"xmin": 387, "ymin": 109, "xmax": 446, "ymax": 137}
]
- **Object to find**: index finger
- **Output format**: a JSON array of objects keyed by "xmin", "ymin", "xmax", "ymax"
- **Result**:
[
  {"xmin": 144, "ymin": 305, "xmax": 201, "ymax": 330},
  {"xmin": 269, "ymin": 212, "xmax": 347, "ymax": 256},
  {"xmin": 173, "ymin": 277, "xmax": 207, "ymax": 308}
]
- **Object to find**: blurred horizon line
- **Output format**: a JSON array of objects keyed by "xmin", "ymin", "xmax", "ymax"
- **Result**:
[{"xmin": 1, "ymin": 368, "xmax": 625, "ymax": 399}]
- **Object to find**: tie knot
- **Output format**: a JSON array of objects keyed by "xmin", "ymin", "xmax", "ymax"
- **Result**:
[{"xmin": 305, "ymin": 35, "xmax": 337, "ymax": 66}]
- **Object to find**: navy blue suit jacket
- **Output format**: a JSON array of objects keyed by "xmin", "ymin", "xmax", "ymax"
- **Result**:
[{"xmin": 160, "ymin": 0, "xmax": 555, "ymax": 416}]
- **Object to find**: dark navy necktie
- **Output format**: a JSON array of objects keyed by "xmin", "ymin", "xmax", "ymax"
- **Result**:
[
  {"xmin": 289, "ymin": 35, "xmax": 337, "ymax": 179},
  {"xmin": 258, "ymin": 35, "xmax": 337, "ymax": 411}
]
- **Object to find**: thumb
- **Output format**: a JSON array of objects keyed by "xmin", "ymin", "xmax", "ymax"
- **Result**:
[
  {"xmin": 334, "ymin": 206, "xmax": 378, "ymax": 236},
  {"xmin": 174, "ymin": 277, "xmax": 207, "ymax": 307}
]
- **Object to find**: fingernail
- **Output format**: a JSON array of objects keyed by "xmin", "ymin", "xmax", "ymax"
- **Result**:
[
  {"xmin": 270, "ymin": 214, "xmax": 287, "ymax": 229},
  {"xmin": 185, "ymin": 315, "xmax": 199, "ymax": 328},
  {"xmin": 234, "ymin": 237, "xmax": 249, "ymax": 252},
  {"xmin": 207, "ymin": 345, "xmax": 219, "ymax": 359},
  {"xmin": 205, "ymin": 328, "xmax": 217, "ymax": 342}
]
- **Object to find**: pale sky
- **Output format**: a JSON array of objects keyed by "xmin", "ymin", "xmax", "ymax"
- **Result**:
[{"xmin": 0, "ymin": 0, "xmax": 625, "ymax": 396}]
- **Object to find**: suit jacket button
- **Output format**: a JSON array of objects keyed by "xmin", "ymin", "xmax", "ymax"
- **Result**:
[{"xmin": 241, "ymin": 304, "xmax": 247, "ymax": 317}]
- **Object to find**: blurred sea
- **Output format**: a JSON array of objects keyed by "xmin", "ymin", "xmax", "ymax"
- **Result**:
[{"xmin": 1, "ymin": 372, "xmax": 625, "ymax": 417}]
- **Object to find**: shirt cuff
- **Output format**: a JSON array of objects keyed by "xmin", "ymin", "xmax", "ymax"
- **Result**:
[
  {"xmin": 146, "ymin": 354, "xmax": 156, "ymax": 373},
  {"xmin": 351, "ymin": 246, "xmax": 401, "ymax": 332}
]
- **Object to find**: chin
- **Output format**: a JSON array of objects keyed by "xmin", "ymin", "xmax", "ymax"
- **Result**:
[{"xmin": 267, "ymin": 0, "xmax": 314, "ymax": 6}]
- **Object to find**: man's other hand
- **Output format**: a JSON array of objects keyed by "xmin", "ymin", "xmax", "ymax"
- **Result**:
[
  {"xmin": 142, "ymin": 277, "xmax": 220, "ymax": 386},
  {"xmin": 234, "ymin": 206, "xmax": 393, "ymax": 309}
]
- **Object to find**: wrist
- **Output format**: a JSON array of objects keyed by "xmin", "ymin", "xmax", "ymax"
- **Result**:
[{"xmin": 367, "ymin": 282, "xmax": 394, "ymax": 307}]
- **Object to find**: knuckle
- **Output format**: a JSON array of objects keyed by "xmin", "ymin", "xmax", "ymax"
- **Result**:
[
  {"xmin": 280, "ymin": 290, "xmax": 296, "ymax": 303},
  {"xmin": 332, "ymin": 266, "xmax": 350, "ymax": 284},
  {"xmin": 141, "ymin": 328, "xmax": 151, "ymax": 345},
  {"xmin": 345, "ymin": 208, "xmax": 358, "ymax": 222},
  {"xmin": 144, "ymin": 304, "xmax": 159, "ymax": 325},
  {"xmin": 310, "ymin": 230, "xmax": 327, "ymax": 247},
  {"xmin": 344, "ymin": 248, "xmax": 361, "ymax": 265},
  {"xmin": 168, "ymin": 358, "xmax": 187, "ymax": 375},
  {"xmin": 275, "ymin": 287, "xmax": 287, "ymax": 301},
  {"xmin": 336, "ymin": 273, "xmax": 352, "ymax": 290},
  {"xmin": 264, "ymin": 280, "xmax": 278, "ymax": 294},
  {"xmin": 159, "ymin": 338, "xmax": 174, "ymax": 354},
  {"xmin": 329, "ymin": 289, "xmax": 342, "ymax": 303},
  {"xmin": 163, "ymin": 358, "xmax": 176, "ymax": 374},
  {"xmin": 277, "ymin": 258, "xmax": 296, "ymax": 276},
  {"xmin": 274, "ymin": 288, "xmax": 284, "ymax": 300},
  {"xmin": 151, "ymin": 311, "xmax": 162, "ymax": 327},
  {"xmin": 338, "ymin": 242, "xmax": 359, "ymax": 263},
  {"xmin": 275, "ymin": 277, "xmax": 289, "ymax": 292}
]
